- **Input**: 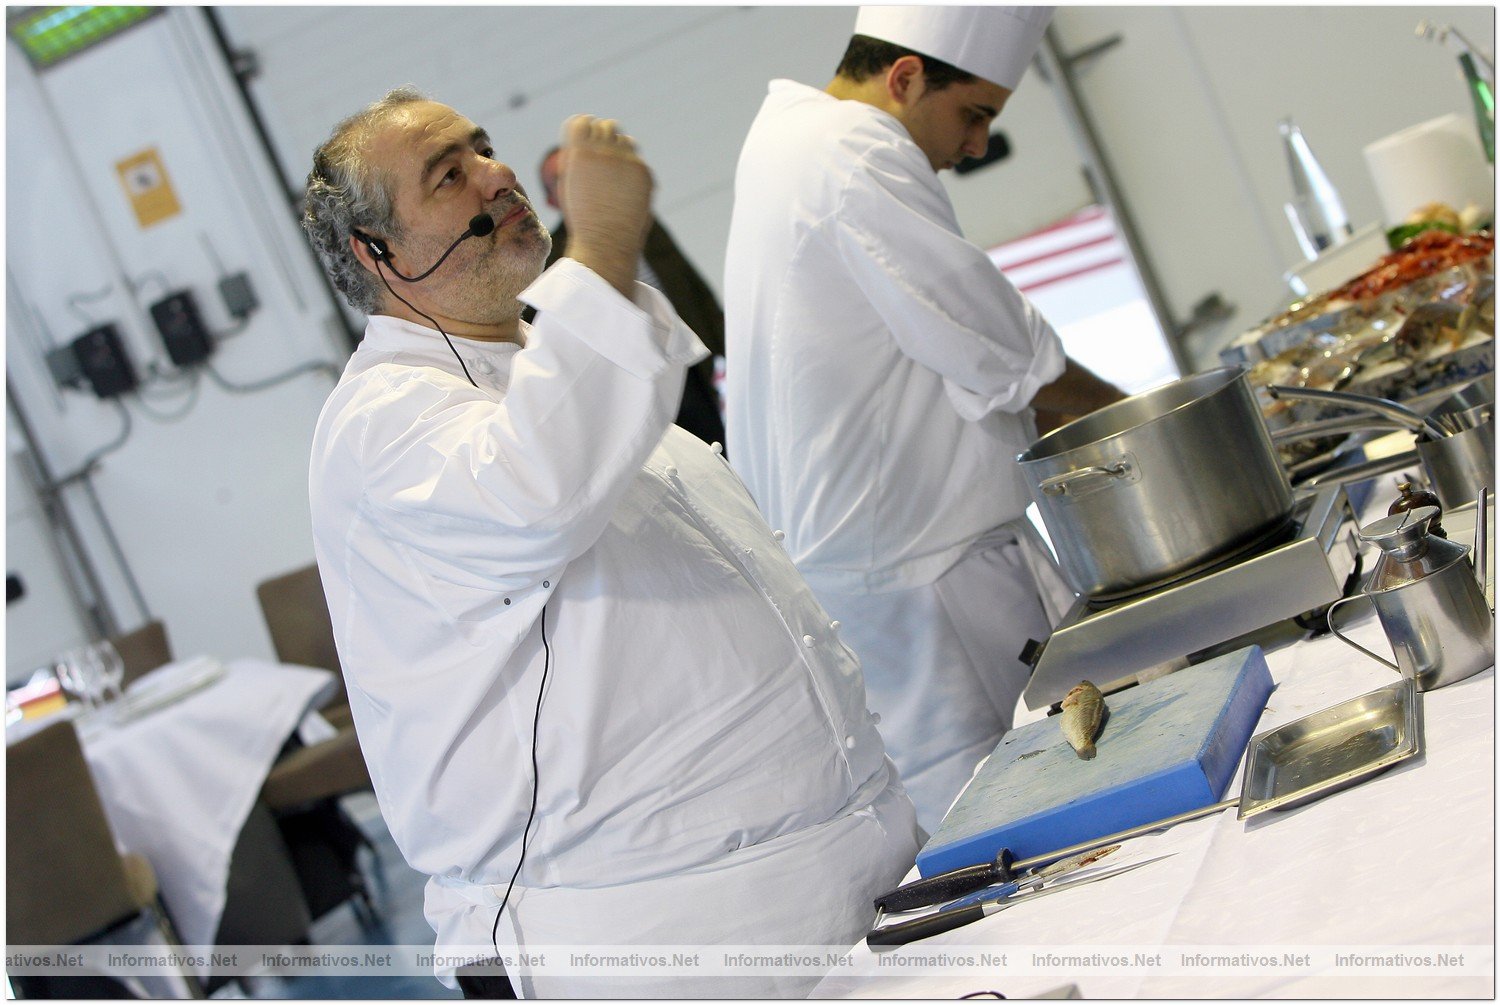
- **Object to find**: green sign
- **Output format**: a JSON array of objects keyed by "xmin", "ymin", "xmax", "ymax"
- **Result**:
[{"xmin": 8, "ymin": 6, "xmax": 162, "ymax": 70}]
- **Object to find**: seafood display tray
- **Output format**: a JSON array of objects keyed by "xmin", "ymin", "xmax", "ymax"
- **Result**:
[{"xmin": 1237, "ymin": 678, "xmax": 1423, "ymax": 819}]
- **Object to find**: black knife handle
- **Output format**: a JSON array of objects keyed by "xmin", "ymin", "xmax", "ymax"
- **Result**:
[
  {"xmin": 873, "ymin": 849, "xmax": 1014, "ymax": 913},
  {"xmin": 874, "ymin": 863, "xmax": 996, "ymax": 913},
  {"xmin": 867, "ymin": 905, "xmax": 985, "ymax": 950}
]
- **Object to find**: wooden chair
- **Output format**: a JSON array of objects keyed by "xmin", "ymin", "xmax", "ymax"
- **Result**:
[
  {"xmin": 255, "ymin": 563, "xmax": 351, "ymax": 727},
  {"xmin": 255, "ymin": 562, "xmax": 379, "ymax": 923},
  {"xmin": 6, "ymin": 720, "xmax": 202, "ymax": 997},
  {"xmin": 107, "ymin": 619, "xmax": 173, "ymax": 689}
]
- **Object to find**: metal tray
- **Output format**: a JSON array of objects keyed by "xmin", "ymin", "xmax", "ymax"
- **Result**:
[{"xmin": 1237, "ymin": 678, "xmax": 1423, "ymax": 819}]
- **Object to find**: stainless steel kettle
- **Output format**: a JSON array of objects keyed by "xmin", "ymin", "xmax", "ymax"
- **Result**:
[{"xmin": 1328, "ymin": 505, "xmax": 1494, "ymax": 690}]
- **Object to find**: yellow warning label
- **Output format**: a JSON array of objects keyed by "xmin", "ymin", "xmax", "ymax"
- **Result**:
[{"xmin": 115, "ymin": 148, "xmax": 181, "ymax": 228}]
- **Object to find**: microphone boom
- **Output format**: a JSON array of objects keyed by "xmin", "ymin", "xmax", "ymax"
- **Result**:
[{"xmin": 385, "ymin": 212, "xmax": 497, "ymax": 283}]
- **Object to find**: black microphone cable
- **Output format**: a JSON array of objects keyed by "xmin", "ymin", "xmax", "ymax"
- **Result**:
[
  {"xmin": 492, "ymin": 603, "xmax": 552, "ymax": 953},
  {"xmin": 372, "ymin": 263, "xmax": 479, "ymax": 388},
  {"xmin": 360, "ymin": 212, "xmax": 499, "ymax": 388},
  {"xmin": 383, "ymin": 213, "xmax": 496, "ymax": 283}
]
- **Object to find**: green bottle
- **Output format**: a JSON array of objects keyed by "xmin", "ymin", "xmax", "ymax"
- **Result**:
[
  {"xmin": 1419, "ymin": 21, "xmax": 1495, "ymax": 165},
  {"xmin": 1461, "ymin": 52, "xmax": 1495, "ymax": 164}
]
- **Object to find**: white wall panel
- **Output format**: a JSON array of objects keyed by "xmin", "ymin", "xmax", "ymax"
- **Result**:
[
  {"xmin": 6, "ymin": 9, "xmax": 348, "ymax": 676},
  {"xmin": 219, "ymin": 6, "xmax": 1095, "ymax": 296}
]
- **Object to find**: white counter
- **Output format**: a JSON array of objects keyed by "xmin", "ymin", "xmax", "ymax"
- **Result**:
[{"xmin": 813, "ymin": 491, "xmax": 1495, "ymax": 999}]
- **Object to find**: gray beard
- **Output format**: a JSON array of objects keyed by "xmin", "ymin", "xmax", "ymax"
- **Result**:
[{"xmin": 432, "ymin": 221, "xmax": 553, "ymax": 325}]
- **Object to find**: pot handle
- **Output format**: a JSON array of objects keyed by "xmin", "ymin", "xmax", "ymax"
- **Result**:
[
  {"xmin": 1038, "ymin": 460, "xmax": 1134, "ymax": 497},
  {"xmin": 1326, "ymin": 594, "xmax": 1401, "ymax": 673}
]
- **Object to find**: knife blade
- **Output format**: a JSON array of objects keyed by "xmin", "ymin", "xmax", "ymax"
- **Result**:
[{"xmin": 937, "ymin": 845, "xmax": 1120, "ymax": 913}]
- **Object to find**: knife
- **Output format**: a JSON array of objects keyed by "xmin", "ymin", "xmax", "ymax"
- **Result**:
[
  {"xmin": 937, "ymin": 845, "xmax": 1119, "ymax": 913},
  {"xmin": 866, "ymin": 853, "xmax": 1171, "ymax": 950},
  {"xmin": 873, "ymin": 844, "xmax": 1115, "ymax": 916}
]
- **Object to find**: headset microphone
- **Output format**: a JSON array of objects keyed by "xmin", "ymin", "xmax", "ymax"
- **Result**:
[
  {"xmin": 361, "ymin": 210, "xmax": 503, "ymax": 390},
  {"xmin": 466, "ymin": 212, "xmax": 496, "ymax": 238},
  {"xmin": 359, "ymin": 211, "xmax": 499, "ymax": 283}
]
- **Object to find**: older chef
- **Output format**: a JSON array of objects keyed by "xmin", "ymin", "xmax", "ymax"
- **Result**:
[
  {"xmin": 724, "ymin": 7, "xmax": 1125, "ymax": 832},
  {"xmin": 302, "ymin": 89, "xmax": 918, "ymax": 998}
]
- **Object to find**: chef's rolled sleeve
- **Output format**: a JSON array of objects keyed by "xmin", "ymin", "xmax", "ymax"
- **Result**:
[
  {"xmin": 522, "ymin": 258, "xmax": 709, "ymax": 380},
  {"xmin": 355, "ymin": 260, "xmax": 707, "ymax": 586},
  {"xmin": 834, "ymin": 142, "xmax": 1066, "ymax": 418}
]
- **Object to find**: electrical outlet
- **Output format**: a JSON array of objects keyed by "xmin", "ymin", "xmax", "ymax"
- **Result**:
[
  {"xmin": 71, "ymin": 323, "xmax": 138, "ymax": 398},
  {"xmin": 218, "ymin": 272, "xmax": 257, "ymax": 320},
  {"xmin": 45, "ymin": 344, "xmax": 85, "ymax": 390},
  {"xmin": 150, "ymin": 290, "xmax": 213, "ymax": 366}
]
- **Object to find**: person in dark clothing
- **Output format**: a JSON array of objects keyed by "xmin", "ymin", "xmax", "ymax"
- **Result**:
[{"xmin": 539, "ymin": 145, "xmax": 726, "ymax": 449}]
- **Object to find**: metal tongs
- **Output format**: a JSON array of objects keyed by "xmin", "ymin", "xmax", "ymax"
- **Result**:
[{"xmin": 1266, "ymin": 385, "xmax": 1449, "ymax": 441}]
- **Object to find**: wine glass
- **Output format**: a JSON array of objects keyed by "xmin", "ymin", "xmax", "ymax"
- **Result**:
[
  {"xmin": 53, "ymin": 647, "xmax": 98, "ymax": 711},
  {"xmin": 91, "ymin": 645, "xmax": 126, "ymax": 717}
]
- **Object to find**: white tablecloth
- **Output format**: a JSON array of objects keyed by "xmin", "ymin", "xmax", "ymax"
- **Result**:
[
  {"xmin": 813, "ymin": 493, "xmax": 1495, "ymax": 999},
  {"xmin": 71, "ymin": 658, "xmax": 335, "ymax": 952}
]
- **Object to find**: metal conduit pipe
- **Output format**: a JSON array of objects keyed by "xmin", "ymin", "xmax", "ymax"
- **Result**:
[
  {"xmin": 6, "ymin": 377, "xmax": 119, "ymax": 638},
  {"xmin": 1036, "ymin": 26, "xmax": 1192, "ymax": 377}
]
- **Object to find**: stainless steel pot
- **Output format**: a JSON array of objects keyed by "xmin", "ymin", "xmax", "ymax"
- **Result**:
[
  {"xmin": 1417, "ymin": 414, "xmax": 1496, "ymax": 508},
  {"xmin": 1018, "ymin": 367, "xmax": 1294, "ymax": 600}
]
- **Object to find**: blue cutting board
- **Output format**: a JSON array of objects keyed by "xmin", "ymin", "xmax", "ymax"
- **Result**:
[{"xmin": 917, "ymin": 645, "xmax": 1273, "ymax": 877}]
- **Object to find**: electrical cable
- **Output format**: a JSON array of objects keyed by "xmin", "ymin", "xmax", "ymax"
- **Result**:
[
  {"xmin": 78, "ymin": 474, "xmax": 153, "ymax": 625},
  {"xmin": 213, "ymin": 315, "xmax": 253, "ymax": 340},
  {"xmin": 132, "ymin": 375, "xmax": 202, "ymax": 423},
  {"xmin": 198, "ymin": 230, "xmax": 229, "ymax": 277},
  {"xmin": 7, "ymin": 377, "xmax": 118, "ymax": 637},
  {"xmin": 55, "ymin": 398, "xmax": 133, "ymax": 486},
  {"xmin": 204, "ymin": 358, "xmax": 341, "ymax": 394},
  {"xmin": 141, "ymin": 363, "xmax": 198, "ymax": 390},
  {"xmin": 65, "ymin": 282, "xmax": 115, "ymax": 326},
  {"xmin": 130, "ymin": 270, "xmax": 173, "ymax": 299},
  {"xmin": 45, "ymin": 398, "xmax": 154, "ymax": 623},
  {"xmin": 373, "ymin": 263, "xmax": 479, "ymax": 388},
  {"xmin": 492, "ymin": 603, "xmax": 551, "ymax": 953}
]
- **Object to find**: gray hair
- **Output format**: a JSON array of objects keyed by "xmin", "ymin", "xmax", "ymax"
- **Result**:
[{"xmin": 302, "ymin": 86, "xmax": 427, "ymax": 314}]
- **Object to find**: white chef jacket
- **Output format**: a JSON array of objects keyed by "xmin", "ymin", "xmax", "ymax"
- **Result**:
[
  {"xmin": 309, "ymin": 259, "xmax": 919, "ymax": 996},
  {"xmin": 723, "ymin": 80, "xmax": 1069, "ymax": 830},
  {"xmin": 724, "ymin": 79, "xmax": 1067, "ymax": 596}
]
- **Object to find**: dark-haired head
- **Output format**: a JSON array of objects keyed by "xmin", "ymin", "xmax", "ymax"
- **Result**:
[{"xmin": 834, "ymin": 34, "xmax": 976, "ymax": 92}]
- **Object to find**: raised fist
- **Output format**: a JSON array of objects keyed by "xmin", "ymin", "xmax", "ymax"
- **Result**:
[{"xmin": 557, "ymin": 115, "xmax": 654, "ymax": 295}]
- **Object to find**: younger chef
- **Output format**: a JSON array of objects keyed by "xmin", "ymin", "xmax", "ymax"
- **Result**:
[
  {"xmin": 302, "ymin": 89, "xmax": 919, "ymax": 998},
  {"xmin": 724, "ymin": 7, "xmax": 1125, "ymax": 832}
]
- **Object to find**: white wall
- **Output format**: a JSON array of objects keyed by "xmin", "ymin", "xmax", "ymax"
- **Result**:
[
  {"xmin": 6, "ymin": 9, "xmax": 349, "ymax": 679},
  {"xmin": 216, "ymin": 6, "xmax": 1095, "ymax": 294}
]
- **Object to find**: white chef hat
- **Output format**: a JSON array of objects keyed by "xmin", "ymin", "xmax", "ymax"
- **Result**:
[{"xmin": 853, "ymin": 5, "xmax": 1055, "ymax": 90}]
